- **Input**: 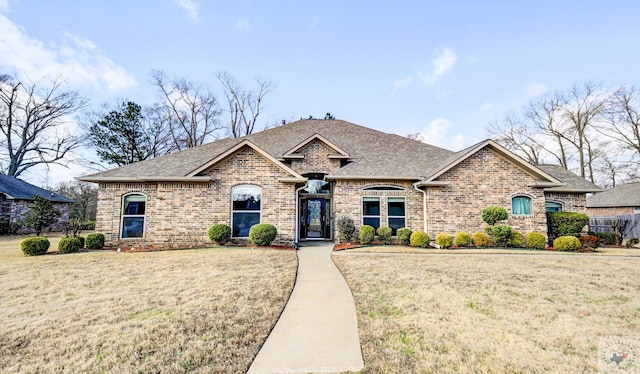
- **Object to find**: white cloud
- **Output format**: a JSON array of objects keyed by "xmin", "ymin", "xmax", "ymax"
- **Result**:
[
  {"xmin": 235, "ymin": 19, "xmax": 250, "ymax": 31},
  {"xmin": 391, "ymin": 75, "xmax": 414, "ymax": 96},
  {"xmin": 174, "ymin": 0, "xmax": 199, "ymax": 21},
  {"xmin": 0, "ymin": 14, "xmax": 136, "ymax": 93},
  {"xmin": 0, "ymin": 0, "xmax": 10, "ymax": 12},
  {"xmin": 523, "ymin": 81, "xmax": 548, "ymax": 97},
  {"xmin": 419, "ymin": 48, "xmax": 457, "ymax": 86},
  {"xmin": 419, "ymin": 118, "xmax": 466, "ymax": 150}
]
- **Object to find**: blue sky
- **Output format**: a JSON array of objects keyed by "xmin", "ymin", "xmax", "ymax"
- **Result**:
[{"xmin": 1, "ymin": 0, "xmax": 639, "ymax": 185}]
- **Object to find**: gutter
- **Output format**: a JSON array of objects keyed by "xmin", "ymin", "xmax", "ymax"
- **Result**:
[
  {"xmin": 294, "ymin": 181, "xmax": 309, "ymax": 249},
  {"xmin": 413, "ymin": 184, "xmax": 428, "ymax": 233}
]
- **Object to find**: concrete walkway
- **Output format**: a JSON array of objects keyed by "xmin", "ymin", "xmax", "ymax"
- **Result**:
[{"xmin": 247, "ymin": 242, "xmax": 364, "ymax": 374}]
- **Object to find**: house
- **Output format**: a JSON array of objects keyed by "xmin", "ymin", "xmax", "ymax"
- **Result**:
[
  {"xmin": 586, "ymin": 182, "xmax": 640, "ymax": 216},
  {"xmin": 0, "ymin": 174, "xmax": 74, "ymax": 233},
  {"xmin": 78, "ymin": 119, "xmax": 602, "ymax": 247}
]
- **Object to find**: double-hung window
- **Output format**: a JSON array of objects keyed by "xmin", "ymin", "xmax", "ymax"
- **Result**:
[
  {"xmin": 362, "ymin": 197, "xmax": 380, "ymax": 230},
  {"xmin": 387, "ymin": 197, "xmax": 406, "ymax": 235},
  {"xmin": 122, "ymin": 194, "xmax": 146, "ymax": 238},
  {"xmin": 232, "ymin": 185, "xmax": 261, "ymax": 237}
]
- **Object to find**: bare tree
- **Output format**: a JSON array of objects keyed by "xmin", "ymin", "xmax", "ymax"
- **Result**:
[
  {"xmin": 217, "ymin": 72, "xmax": 274, "ymax": 138},
  {"xmin": 0, "ymin": 74, "xmax": 87, "ymax": 177},
  {"xmin": 601, "ymin": 85, "xmax": 640, "ymax": 157},
  {"xmin": 150, "ymin": 70, "xmax": 222, "ymax": 150},
  {"xmin": 488, "ymin": 112, "xmax": 545, "ymax": 164},
  {"xmin": 525, "ymin": 93, "xmax": 572, "ymax": 168}
]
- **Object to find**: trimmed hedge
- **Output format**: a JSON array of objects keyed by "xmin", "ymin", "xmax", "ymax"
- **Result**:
[
  {"xmin": 359, "ymin": 225, "xmax": 375, "ymax": 245},
  {"xmin": 249, "ymin": 224, "xmax": 277, "ymax": 246},
  {"xmin": 58, "ymin": 237, "xmax": 82, "ymax": 254},
  {"xmin": 397, "ymin": 228, "xmax": 412, "ymax": 246},
  {"xmin": 85, "ymin": 233, "xmax": 105, "ymax": 249},
  {"xmin": 472, "ymin": 232, "xmax": 490, "ymax": 247},
  {"xmin": 525, "ymin": 232, "xmax": 546, "ymax": 250},
  {"xmin": 481, "ymin": 206, "xmax": 508, "ymax": 225},
  {"xmin": 553, "ymin": 235, "xmax": 581, "ymax": 251},
  {"xmin": 590, "ymin": 231, "xmax": 615, "ymax": 246},
  {"xmin": 547, "ymin": 212, "xmax": 589, "ymax": 240},
  {"xmin": 77, "ymin": 236, "xmax": 85, "ymax": 249},
  {"xmin": 21, "ymin": 237, "xmax": 50, "ymax": 256},
  {"xmin": 410, "ymin": 231, "xmax": 430, "ymax": 248},
  {"xmin": 454, "ymin": 231, "xmax": 471, "ymax": 247},
  {"xmin": 208, "ymin": 224, "xmax": 232, "ymax": 245},
  {"xmin": 376, "ymin": 226, "xmax": 392, "ymax": 244},
  {"xmin": 436, "ymin": 233, "xmax": 453, "ymax": 249},
  {"xmin": 485, "ymin": 225, "xmax": 513, "ymax": 247},
  {"xmin": 508, "ymin": 231, "xmax": 523, "ymax": 248}
]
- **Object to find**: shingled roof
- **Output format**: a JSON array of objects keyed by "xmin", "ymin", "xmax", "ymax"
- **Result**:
[
  {"xmin": 0, "ymin": 174, "xmax": 73, "ymax": 203},
  {"xmin": 537, "ymin": 165, "xmax": 603, "ymax": 193},
  {"xmin": 586, "ymin": 182, "xmax": 640, "ymax": 207}
]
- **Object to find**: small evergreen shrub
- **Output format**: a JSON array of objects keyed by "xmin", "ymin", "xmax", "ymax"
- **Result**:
[
  {"xmin": 481, "ymin": 206, "xmax": 508, "ymax": 226},
  {"xmin": 547, "ymin": 212, "xmax": 589, "ymax": 240},
  {"xmin": 472, "ymin": 232, "xmax": 490, "ymax": 247},
  {"xmin": 436, "ymin": 233, "xmax": 453, "ymax": 249},
  {"xmin": 77, "ymin": 236, "xmax": 85, "ymax": 249},
  {"xmin": 626, "ymin": 238, "xmax": 639, "ymax": 248},
  {"xmin": 376, "ymin": 226, "xmax": 392, "ymax": 244},
  {"xmin": 85, "ymin": 233, "xmax": 105, "ymax": 249},
  {"xmin": 359, "ymin": 225, "xmax": 375, "ymax": 245},
  {"xmin": 485, "ymin": 225, "xmax": 513, "ymax": 247},
  {"xmin": 508, "ymin": 231, "xmax": 523, "ymax": 248},
  {"xmin": 553, "ymin": 236, "xmax": 581, "ymax": 251},
  {"xmin": 336, "ymin": 216, "xmax": 356, "ymax": 243},
  {"xmin": 590, "ymin": 231, "xmax": 615, "ymax": 246},
  {"xmin": 579, "ymin": 235, "xmax": 600, "ymax": 249},
  {"xmin": 249, "ymin": 224, "xmax": 277, "ymax": 246},
  {"xmin": 397, "ymin": 228, "xmax": 412, "ymax": 246},
  {"xmin": 81, "ymin": 221, "xmax": 96, "ymax": 230},
  {"xmin": 21, "ymin": 237, "xmax": 50, "ymax": 256},
  {"xmin": 410, "ymin": 231, "xmax": 430, "ymax": 248},
  {"xmin": 208, "ymin": 224, "xmax": 232, "ymax": 245},
  {"xmin": 454, "ymin": 231, "xmax": 471, "ymax": 247},
  {"xmin": 525, "ymin": 232, "xmax": 546, "ymax": 250},
  {"xmin": 58, "ymin": 237, "xmax": 82, "ymax": 254}
]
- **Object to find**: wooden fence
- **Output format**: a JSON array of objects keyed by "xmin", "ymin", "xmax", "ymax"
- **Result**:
[{"xmin": 590, "ymin": 213, "xmax": 640, "ymax": 240}]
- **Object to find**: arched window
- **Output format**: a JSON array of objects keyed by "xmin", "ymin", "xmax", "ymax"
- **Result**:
[
  {"xmin": 232, "ymin": 185, "xmax": 262, "ymax": 237},
  {"xmin": 121, "ymin": 193, "xmax": 146, "ymax": 238},
  {"xmin": 545, "ymin": 201, "xmax": 563, "ymax": 212},
  {"xmin": 512, "ymin": 195, "xmax": 532, "ymax": 215}
]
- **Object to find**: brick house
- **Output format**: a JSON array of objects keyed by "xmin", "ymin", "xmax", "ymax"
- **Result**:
[
  {"xmin": 586, "ymin": 182, "xmax": 640, "ymax": 216},
  {"xmin": 78, "ymin": 119, "xmax": 602, "ymax": 248}
]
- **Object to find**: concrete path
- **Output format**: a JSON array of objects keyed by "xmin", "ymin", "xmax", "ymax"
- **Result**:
[{"xmin": 247, "ymin": 242, "xmax": 364, "ymax": 374}]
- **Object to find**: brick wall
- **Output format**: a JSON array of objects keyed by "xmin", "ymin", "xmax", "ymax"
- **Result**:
[
  {"xmin": 289, "ymin": 139, "xmax": 342, "ymax": 175},
  {"xmin": 587, "ymin": 206, "xmax": 636, "ymax": 216},
  {"xmin": 544, "ymin": 192, "xmax": 587, "ymax": 213}
]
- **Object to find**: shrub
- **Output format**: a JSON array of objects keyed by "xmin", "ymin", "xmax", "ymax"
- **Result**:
[
  {"xmin": 21, "ymin": 237, "xmax": 50, "ymax": 256},
  {"xmin": 472, "ymin": 232, "xmax": 490, "ymax": 247},
  {"xmin": 58, "ymin": 237, "xmax": 82, "ymax": 254},
  {"xmin": 485, "ymin": 225, "xmax": 513, "ymax": 247},
  {"xmin": 525, "ymin": 232, "xmax": 546, "ymax": 250},
  {"xmin": 82, "ymin": 221, "xmax": 96, "ymax": 230},
  {"xmin": 435, "ymin": 233, "xmax": 453, "ymax": 249},
  {"xmin": 397, "ymin": 228, "xmax": 412, "ymax": 245},
  {"xmin": 208, "ymin": 224, "xmax": 232, "ymax": 245},
  {"xmin": 579, "ymin": 235, "xmax": 600, "ymax": 249},
  {"xmin": 410, "ymin": 231, "xmax": 430, "ymax": 248},
  {"xmin": 553, "ymin": 235, "xmax": 581, "ymax": 251},
  {"xmin": 454, "ymin": 231, "xmax": 471, "ymax": 247},
  {"xmin": 547, "ymin": 212, "xmax": 589, "ymax": 240},
  {"xmin": 508, "ymin": 231, "xmax": 523, "ymax": 248},
  {"xmin": 376, "ymin": 226, "xmax": 392, "ymax": 244},
  {"xmin": 22, "ymin": 195, "xmax": 61, "ymax": 236},
  {"xmin": 359, "ymin": 225, "xmax": 375, "ymax": 245},
  {"xmin": 249, "ymin": 224, "xmax": 277, "ymax": 246},
  {"xmin": 336, "ymin": 216, "xmax": 356, "ymax": 243},
  {"xmin": 481, "ymin": 206, "xmax": 508, "ymax": 226},
  {"xmin": 626, "ymin": 238, "xmax": 639, "ymax": 248},
  {"xmin": 77, "ymin": 236, "xmax": 85, "ymax": 249},
  {"xmin": 85, "ymin": 233, "xmax": 105, "ymax": 250},
  {"xmin": 590, "ymin": 231, "xmax": 616, "ymax": 246}
]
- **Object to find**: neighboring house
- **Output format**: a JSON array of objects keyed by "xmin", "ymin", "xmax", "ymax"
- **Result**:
[
  {"xmin": 0, "ymin": 174, "xmax": 74, "ymax": 233},
  {"xmin": 586, "ymin": 182, "xmax": 640, "ymax": 216},
  {"xmin": 78, "ymin": 119, "xmax": 602, "ymax": 247}
]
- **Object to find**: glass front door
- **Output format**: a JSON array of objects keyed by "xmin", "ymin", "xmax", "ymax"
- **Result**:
[{"xmin": 301, "ymin": 198, "xmax": 330, "ymax": 240}]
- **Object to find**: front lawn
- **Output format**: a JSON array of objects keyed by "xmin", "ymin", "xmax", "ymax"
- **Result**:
[{"xmin": 0, "ymin": 242, "xmax": 297, "ymax": 373}]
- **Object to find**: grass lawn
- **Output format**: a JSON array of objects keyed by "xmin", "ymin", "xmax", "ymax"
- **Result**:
[
  {"xmin": 0, "ymin": 234, "xmax": 297, "ymax": 373},
  {"xmin": 333, "ymin": 251, "xmax": 640, "ymax": 373}
]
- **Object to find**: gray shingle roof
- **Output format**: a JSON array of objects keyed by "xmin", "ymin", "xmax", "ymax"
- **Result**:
[
  {"xmin": 0, "ymin": 174, "xmax": 73, "ymax": 203},
  {"xmin": 537, "ymin": 165, "xmax": 603, "ymax": 193},
  {"xmin": 586, "ymin": 182, "xmax": 640, "ymax": 207}
]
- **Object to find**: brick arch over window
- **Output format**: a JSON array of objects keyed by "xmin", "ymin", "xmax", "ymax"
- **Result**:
[
  {"xmin": 511, "ymin": 194, "xmax": 533, "ymax": 215},
  {"xmin": 121, "ymin": 193, "xmax": 146, "ymax": 239}
]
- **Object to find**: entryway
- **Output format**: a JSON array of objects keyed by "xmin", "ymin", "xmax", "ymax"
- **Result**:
[{"xmin": 300, "ymin": 197, "xmax": 332, "ymax": 240}]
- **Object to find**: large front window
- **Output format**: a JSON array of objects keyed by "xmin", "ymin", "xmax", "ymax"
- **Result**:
[
  {"xmin": 122, "ymin": 194, "xmax": 146, "ymax": 238},
  {"xmin": 387, "ymin": 197, "xmax": 406, "ymax": 235},
  {"xmin": 512, "ymin": 196, "xmax": 532, "ymax": 215},
  {"xmin": 232, "ymin": 185, "xmax": 261, "ymax": 237},
  {"xmin": 362, "ymin": 197, "xmax": 380, "ymax": 230}
]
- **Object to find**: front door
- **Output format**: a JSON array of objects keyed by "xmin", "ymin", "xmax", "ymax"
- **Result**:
[{"xmin": 302, "ymin": 198, "xmax": 331, "ymax": 240}]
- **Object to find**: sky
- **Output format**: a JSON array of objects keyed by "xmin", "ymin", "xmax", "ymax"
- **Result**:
[{"xmin": 1, "ymin": 0, "xmax": 639, "ymax": 187}]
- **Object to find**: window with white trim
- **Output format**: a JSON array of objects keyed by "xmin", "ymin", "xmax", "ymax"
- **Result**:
[
  {"xmin": 387, "ymin": 197, "xmax": 406, "ymax": 235},
  {"xmin": 232, "ymin": 185, "xmax": 261, "ymax": 237},
  {"xmin": 512, "ymin": 195, "xmax": 532, "ymax": 215},
  {"xmin": 121, "ymin": 194, "xmax": 146, "ymax": 238},
  {"xmin": 545, "ymin": 201, "xmax": 563, "ymax": 212},
  {"xmin": 362, "ymin": 197, "xmax": 380, "ymax": 230}
]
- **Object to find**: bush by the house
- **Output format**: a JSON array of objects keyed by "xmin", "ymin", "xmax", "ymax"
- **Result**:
[
  {"xmin": 435, "ymin": 233, "xmax": 453, "ymax": 249},
  {"xmin": 481, "ymin": 206, "xmax": 508, "ymax": 226},
  {"xmin": 553, "ymin": 236, "xmax": 581, "ymax": 251},
  {"xmin": 454, "ymin": 231, "xmax": 471, "ymax": 247},
  {"xmin": 525, "ymin": 232, "xmax": 546, "ymax": 250},
  {"xmin": 58, "ymin": 237, "xmax": 82, "ymax": 254},
  {"xmin": 376, "ymin": 226, "xmax": 392, "ymax": 244},
  {"xmin": 336, "ymin": 216, "xmax": 356, "ymax": 243},
  {"xmin": 249, "ymin": 224, "xmax": 277, "ymax": 246},
  {"xmin": 547, "ymin": 212, "xmax": 589, "ymax": 240},
  {"xmin": 410, "ymin": 231, "xmax": 430, "ymax": 248},
  {"xmin": 579, "ymin": 235, "xmax": 600, "ymax": 249},
  {"xmin": 208, "ymin": 224, "xmax": 232, "ymax": 245},
  {"xmin": 397, "ymin": 228, "xmax": 412, "ymax": 245},
  {"xmin": 359, "ymin": 225, "xmax": 375, "ymax": 245},
  {"xmin": 85, "ymin": 233, "xmax": 105, "ymax": 249},
  {"xmin": 21, "ymin": 237, "xmax": 50, "ymax": 256},
  {"xmin": 485, "ymin": 225, "xmax": 513, "ymax": 247},
  {"xmin": 626, "ymin": 238, "xmax": 639, "ymax": 248},
  {"xmin": 77, "ymin": 236, "xmax": 85, "ymax": 249},
  {"xmin": 508, "ymin": 231, "xmax": 523, "ymax": 248},
  {"xmin": 81, "ymin": 221, "xmax": 96, "ymax": 230},
  {"xmin": 472, "ymin": 232, "xmax": 490, "ymax": 247},
  {"xmin": 590, "ymin": 231, "xmax": 616, "ymax": 246}
]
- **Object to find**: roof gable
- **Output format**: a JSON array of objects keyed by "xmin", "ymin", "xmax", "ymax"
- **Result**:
[
  {"xmin": 282, "ymin": 133, "xmax": 350, "ymax": 160},
  {"xmin": 587, "ymin": 182, "xmax": 640, "ymax": 207}
]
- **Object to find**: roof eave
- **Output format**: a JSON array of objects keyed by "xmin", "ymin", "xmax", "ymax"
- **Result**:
[
  {"xmin": 326, "ymin": 175, "xmax": 421, "ymax": 181},
  {"xmin": 544, "ymin": 187, "xmax": 604, "ymax": 193},
  {"xmin": 76, "ymin": 176, "xmax": 213, "ymax": 183},
  {"xmin": 414, "ymin": 181, "xmax": 451, "ymax": 187}
]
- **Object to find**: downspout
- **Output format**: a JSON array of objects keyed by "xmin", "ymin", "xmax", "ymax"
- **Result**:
[
  {"xmin": 414, "ymin": 184, "xmax": 427, "ymax": 232},
  {"xmin": 294, "ymin": 182, "xmax": 309, "ymax": 250}
]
